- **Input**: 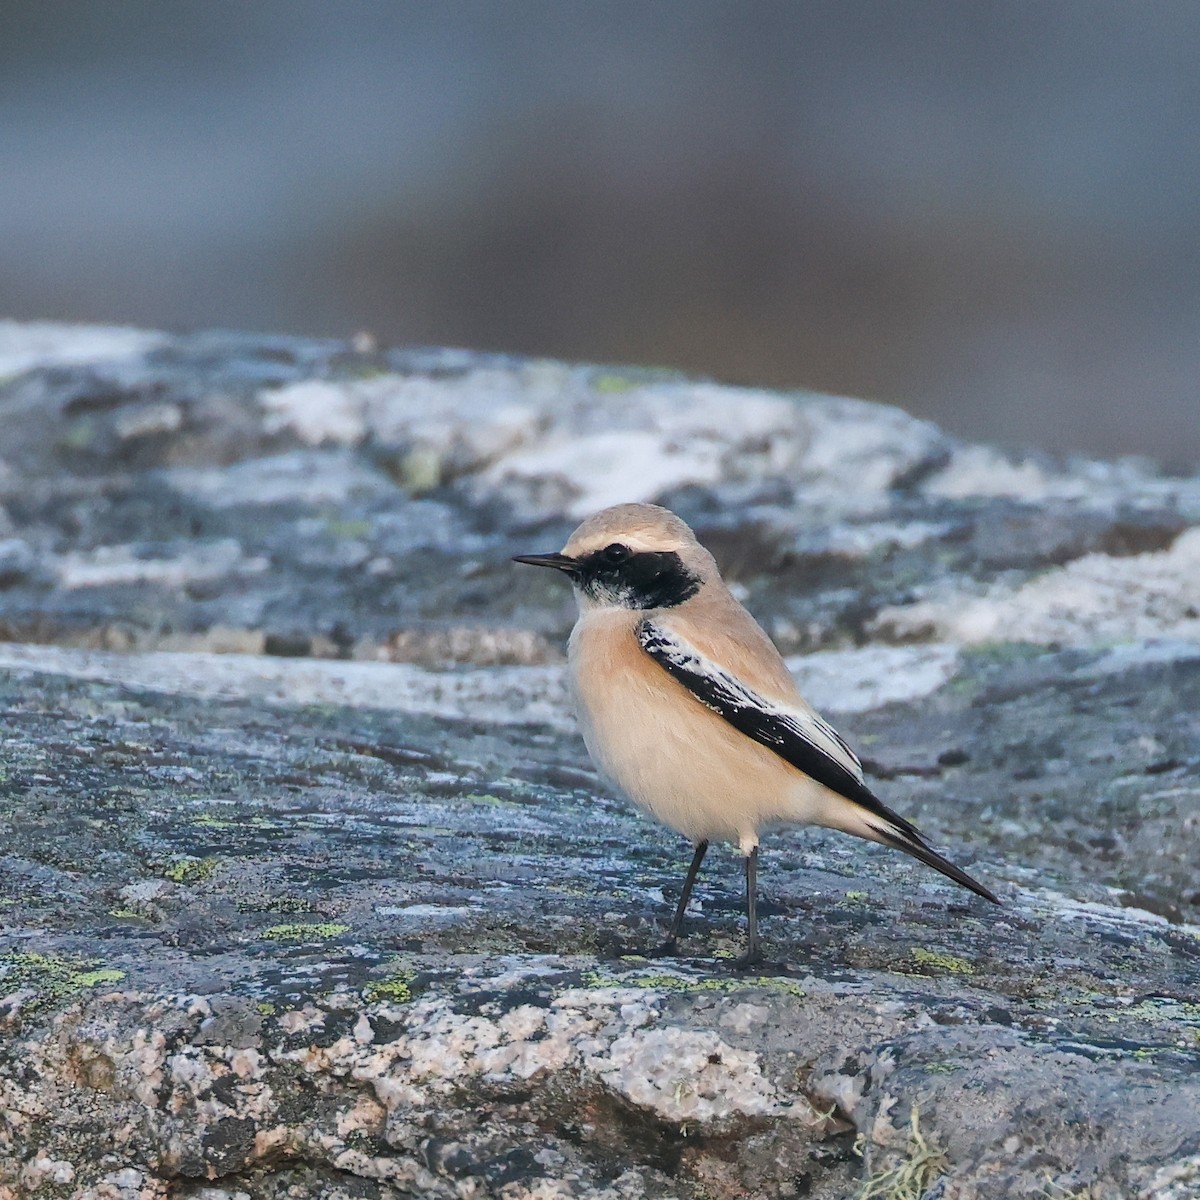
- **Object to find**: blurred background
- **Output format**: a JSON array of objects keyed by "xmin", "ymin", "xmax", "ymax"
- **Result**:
[{"xmin": 2, "ymin": 0, "xmax": 1198, "ymax": 464}]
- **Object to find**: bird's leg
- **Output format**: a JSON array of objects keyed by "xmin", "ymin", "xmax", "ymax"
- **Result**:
[
  {"xmin": 649, "ymin": 839, "xmax": 708, "ymax": 957},
  {"xmin": 733, "ymin": 845, "xmax": 764, "ymax": 969},
  {"xmin": 669, "ymin": 839, "xmax": 709, "ymax": 940}
]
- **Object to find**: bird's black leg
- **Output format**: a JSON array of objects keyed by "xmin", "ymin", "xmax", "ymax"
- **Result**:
[
  {"xmin": 733, "ymin": 845, "xmax": 764, "ymax": 969},
  {"xmin": 668, "ymin": 839, "xmax": 709, "ymax": 941},
  {"xmin": 649, "ymin": 839, "xmax": 708, "ymax": 957}
]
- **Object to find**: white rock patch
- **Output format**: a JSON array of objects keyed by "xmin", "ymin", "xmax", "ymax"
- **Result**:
[
  {"xmin": 874, "ymin": 526, "xmax": 1200, "ymax": 646},
  {"xmin": 0, "ymin": 643, "xmax": 574, "ymax": 729},
  {"xmin": 0, "ymin": 320, "xmax": 166, "ymax": 377},
  {"xmin": 491, "ymin": 429, "xmax": 723, "ymax": 519},
  {"xmin": 56, "ymin": 540, "xmax": 266, "ymax": 590},
  {"xmin": 592, "ymin": 1025, "xmax": 786, "ymax": 1122},
  {"xmin": 788, "ymin": 644, "xmax": 961, "ymax": 713},
  {"xmin": 792, "ymin": 519, "xmax": 952, "ymax": 558},
  {"xmin": 257, "ymin": 370, "xmax": 949, "ymax": 519},
  {"xmin": 923, "ymin": 445, "xmax": 1097, "ymax": 502},
  {"xmin": 283, "ymin": 984, "xmax": 798, "ymax": 1129},
  {"xmin": 1142, "ymin": 1153, "xmax": 1200, "ymax": 1200},
  {"xmin": 259, "ymin": 370, "xmax": 542, "ymax": 470},
  {"xmin": 260, "ymin": 379, "xmax": 371, "ymax": 446},
  {"xmin": 162, "ymin": 451, "xmax": 398, "ymax": 507}
]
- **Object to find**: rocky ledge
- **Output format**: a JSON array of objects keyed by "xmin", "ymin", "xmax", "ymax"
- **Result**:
[{"xmin": 0, "ymin": 322, "xmax": 1198, "ymax": 1199}]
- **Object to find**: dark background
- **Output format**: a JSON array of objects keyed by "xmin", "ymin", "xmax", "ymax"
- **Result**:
[{"xmin": 3, "ymin": 0, "xmax": 1198, "ymax": 463}]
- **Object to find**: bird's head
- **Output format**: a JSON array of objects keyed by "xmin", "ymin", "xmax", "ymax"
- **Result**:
[{"xmin": 513, "ymin": 503, "xmax": 718, "ymax": 611}]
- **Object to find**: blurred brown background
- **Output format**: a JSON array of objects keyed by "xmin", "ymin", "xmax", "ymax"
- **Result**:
[{"xmin": 2, "ymin": 0, "xmax": 1198, "ymax": 463}]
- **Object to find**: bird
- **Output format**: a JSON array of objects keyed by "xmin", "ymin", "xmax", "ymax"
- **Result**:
[{"xmin": 514, "ymin": 502, "xmax": 998, "ymax": 966}]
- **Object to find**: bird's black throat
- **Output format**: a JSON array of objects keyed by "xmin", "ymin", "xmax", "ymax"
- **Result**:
[{"xmin": 578, "ymin": 548, "xmax": 702, "ymax": 609}]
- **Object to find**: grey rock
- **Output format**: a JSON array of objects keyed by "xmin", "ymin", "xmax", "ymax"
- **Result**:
[
  {"xmin": 0, "ymin": 323, "xmax": 1198, "ymax": 1199},
  {"xmin": 0, "ymin": 538, "xmax": 38, "ymax": 589}
]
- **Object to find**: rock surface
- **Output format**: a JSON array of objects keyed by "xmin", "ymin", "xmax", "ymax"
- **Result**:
[{"xmin": 0, "ymin": 323, "xmax": 1198, "ymax": 1199}]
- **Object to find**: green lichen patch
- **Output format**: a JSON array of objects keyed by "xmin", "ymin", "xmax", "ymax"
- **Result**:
[
  {"xmin": 924, "ymin": 1061, "xmax": 961, "ymax": 1075},
  {"xmin": 72, "ymin": 968, "xmax": 125, "ymax": 987},
  {"xmin": 0, "ymin": 950, "xmax": 125, "ymax": 1012},
  {"xmin": 58, "ymin": 417, "xmax": 99, "ymax": 452},
  {"xmin": 324, "ymin": 517, "xmax": 373, "ymax": 540},
  {"xmin": 260, "ymin": 922, "xmax": 350, "ymax": 942},
  {"xmin": 746, "ymin": 975, "xmax": 808, "ymax": 998},
  {"xmin": 586, "ymin": 970, "xmax": 732, "ymax": 993},
  {"xmin": 961, "ymin": 641, "xmax": 1047, "ymax": 668},
  {"xmin": 190, "ymin": 813, "xmax": 238, "ymax": 830},
  {"xmin": 364, "ymin": 965, "xmax": 419, "ymax": 1004},
  {"xmin": 162, "ymin": 856, "xmax": 220, "ymax": 884},
  {"xmin": 909, "ymin": 947, "xmax": 975, "ymax": 976},
  {"xmin": 393, "ymin": 447, "xmax": 441, "ymax": 493},
  {"xmin": 580, "ymin": 967, "xmax": 806, "ymax": 999},
  {"xmin": 1118, "ymin": 996, "xmax": 1200, "ymax": 1024},
  {"xmin": 590, "ymin": 372, "xmax": 640, "ymax": 394}
]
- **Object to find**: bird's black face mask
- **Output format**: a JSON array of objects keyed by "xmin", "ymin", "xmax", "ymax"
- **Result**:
[
  {"xmin": 514, "ymin": 542, "xmax": 702, "ymax": 609},
  {"xmin": 580, "ymin": 542, "xmax": 707, "ymax": 609}
]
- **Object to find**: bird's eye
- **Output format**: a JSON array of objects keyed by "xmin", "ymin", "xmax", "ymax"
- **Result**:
[{"xmin": 603, "ymin": 542, "xmax": 631, "ymax": 563}]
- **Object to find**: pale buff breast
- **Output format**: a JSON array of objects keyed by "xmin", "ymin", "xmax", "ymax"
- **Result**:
[{"xmin": 567, "ymin": 610, "xmax": 835, "ymax": 850}]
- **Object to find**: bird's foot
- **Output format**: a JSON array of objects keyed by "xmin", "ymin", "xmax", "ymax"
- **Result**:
[
  {"xmin": 732, "ymin": 941, "xmax": 765, "ymax": 971},
  {"xmin": 646, "ymin": 937, "xmax": 681, "ymax": 959}
]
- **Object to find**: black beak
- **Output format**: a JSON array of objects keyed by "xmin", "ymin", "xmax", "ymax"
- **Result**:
[{"xmin": 512, "ymin": 552, "xmax": 578, "ymax": 575}]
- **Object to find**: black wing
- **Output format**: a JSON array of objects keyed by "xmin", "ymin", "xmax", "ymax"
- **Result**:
[{"xmin": 636, "ymin": 618, "xmax": 999, "ymax": 904}]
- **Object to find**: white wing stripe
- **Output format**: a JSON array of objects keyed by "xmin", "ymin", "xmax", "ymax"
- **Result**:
[{"xmin": 636, "ymin": 622, "xmax": 865, "ymax": 783}]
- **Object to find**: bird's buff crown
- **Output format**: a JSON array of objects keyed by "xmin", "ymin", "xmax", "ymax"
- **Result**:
[{"xmin": 561, "ymin": 503, "xmax": 703, "ymax": 559}]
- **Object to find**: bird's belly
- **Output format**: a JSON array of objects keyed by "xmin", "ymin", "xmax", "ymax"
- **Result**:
[{"xmin": 571, "ymin": 658, "xmax": 827, "ymax": 848}]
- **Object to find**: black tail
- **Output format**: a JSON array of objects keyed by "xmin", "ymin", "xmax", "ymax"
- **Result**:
[{"xmin": 870, "ymin": 817, "xmax": 1000, "ymax": 905}]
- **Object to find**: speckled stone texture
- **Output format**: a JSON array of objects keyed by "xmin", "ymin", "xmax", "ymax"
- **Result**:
[{"xmin": 1, "ymin": 323, "xmax": 1198, "ymax": 1199}]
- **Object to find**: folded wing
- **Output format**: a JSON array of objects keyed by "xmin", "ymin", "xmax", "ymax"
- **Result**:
[{"xmin": 636, "ymin": 618, "xmax": 999, "ymax": 904}]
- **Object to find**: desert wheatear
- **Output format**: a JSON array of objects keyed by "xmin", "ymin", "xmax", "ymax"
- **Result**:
[{"xmin": 516, "ymin": 502, "xmax": 997, "ymax": 965}]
